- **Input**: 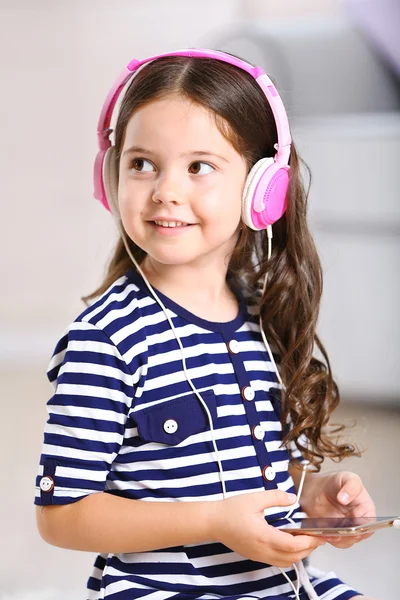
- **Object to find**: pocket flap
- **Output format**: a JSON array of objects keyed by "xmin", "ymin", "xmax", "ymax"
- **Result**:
[{"xmin": 135, "ymin": 389, "xmax": 216, "ymax": 446}]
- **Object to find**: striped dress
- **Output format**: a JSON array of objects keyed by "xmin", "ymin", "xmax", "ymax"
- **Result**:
[{"xmin": 34, "ymin": 268, "xmax": 361, "ymax": 600}]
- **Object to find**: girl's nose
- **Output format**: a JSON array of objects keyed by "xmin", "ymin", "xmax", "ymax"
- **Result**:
[{"xmin": 152, "ymin": 173, "xmax": 184, "ymax": 205}]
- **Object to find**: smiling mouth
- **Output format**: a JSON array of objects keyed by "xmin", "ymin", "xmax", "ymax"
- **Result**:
[{"xmin": 152, "ymin": 220, "xmax": 194, "ymax": 228}]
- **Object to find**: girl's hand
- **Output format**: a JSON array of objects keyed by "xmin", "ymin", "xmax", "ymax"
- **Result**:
[
  {"xmin": 301, "ymin": 471, "xmax": 376, "ymax": 549},
  {"xmin": 210, "ymin": 490, "xmax": 326, "ymax": 567}
]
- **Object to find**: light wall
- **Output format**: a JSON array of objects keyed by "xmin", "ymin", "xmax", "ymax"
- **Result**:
[
  {"xmin": 1, "ymin": 1, "xmax": 398, "ymax": 598},
  {"xmin": 0, "ymin": 0, "xmax": 343, "ymax": 370}
]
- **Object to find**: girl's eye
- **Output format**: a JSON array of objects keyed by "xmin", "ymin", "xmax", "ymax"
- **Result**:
[
  {"xmin": 189, "ymin": 161, "xmax": 214, "ymax": 175},
  {"xmin": 130, "ymin": 158, "xmax": 154, "ymax": 172}
]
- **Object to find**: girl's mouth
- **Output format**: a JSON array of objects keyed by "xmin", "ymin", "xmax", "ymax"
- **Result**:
[{"xmin": 149, "ymin": 221, "xmax": 195, "ymax": 236}]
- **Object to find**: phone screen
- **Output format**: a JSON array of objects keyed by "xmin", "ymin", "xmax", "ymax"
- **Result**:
[{"xmin": 271, "ymin": 516, "xmax": 398, "ymax": 536}]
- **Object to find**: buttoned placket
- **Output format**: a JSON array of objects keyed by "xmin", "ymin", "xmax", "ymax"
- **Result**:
[{"xmin": 224, "ymin": 332, "xmax": 278, "ymax": 491}]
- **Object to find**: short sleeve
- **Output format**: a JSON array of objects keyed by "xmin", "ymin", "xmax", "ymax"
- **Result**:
[{"xmin": 34, "ymin": 320, "xmax": 136, "ymax": 506}]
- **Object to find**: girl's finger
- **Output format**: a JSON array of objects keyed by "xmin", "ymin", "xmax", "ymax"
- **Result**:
[
  {"xmin": 325, "ymin": 534, "xmax": 364, "ymax": 548},
  {"xmin": 261, "ymin": 490, "xmax": 297, "ymax": 509},
  {"xmin": 270, "ymin": 529, "xmax": 325, "ymax": 553},
  {"xmin": 271, "ymin": 544, "xmax": 326, "ymax": 568},
  {"xmin": 336, "ymin": 474, "xmax": 363, "ymax": 506}
]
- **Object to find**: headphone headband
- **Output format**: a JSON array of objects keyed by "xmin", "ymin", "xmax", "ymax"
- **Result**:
[
  {"xmin": 94, "ymin": 48, "xmax": 291, "ymax": 230},
  {"xmin": 94, "ymin": 49, "xmax": 291, "ymax": 211}
]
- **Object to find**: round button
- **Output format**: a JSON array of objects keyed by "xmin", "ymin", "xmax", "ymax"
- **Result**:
[
  {"xmin": 252, "ymin": 425, "xmax": 264, "ymax": 441},
  {"xmin": 227, "ymin": 339, "xmax": 240, "ymax": 354},
  {"xmin": 40, "ymin": 476, "xmax": 54, "ymax": 492},
  {"xmin": 163, "ymin": 419, "xmax": 178, "ymax": 434},
  {"xmin": 262, "ymin": 466, "xmax": 276, "ymax": 481},
  {"xmin": 241, "ymin": 386, "xmax": 255, "ymax": 401}
]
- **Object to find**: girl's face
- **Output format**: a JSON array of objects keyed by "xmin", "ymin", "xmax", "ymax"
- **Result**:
[{"xmin": 118, "ymin": 95, "xmax": 248, "ymax": 272}]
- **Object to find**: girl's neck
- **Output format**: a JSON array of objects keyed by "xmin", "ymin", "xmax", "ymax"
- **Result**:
[{"xmin": 139, "ymin": 258, "xmax": 239, "ymax": 322}]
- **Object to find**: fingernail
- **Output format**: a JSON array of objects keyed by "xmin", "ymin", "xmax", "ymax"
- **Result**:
[
  {"xmin": 287, "ymin": 493, "xmax": 297, "ymax": 502},
  {"xmin": 338, "ymin": 492, "xmax": 350, "ymax": 504}
]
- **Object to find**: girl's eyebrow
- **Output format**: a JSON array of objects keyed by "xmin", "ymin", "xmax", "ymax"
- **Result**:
[
  {"xmin": 189, "ymin": 150, "xmax": 229, "ymax": 163},
  {"xmin": 122, "ymin": 145, "xmax": 229, "ymax": 163}
]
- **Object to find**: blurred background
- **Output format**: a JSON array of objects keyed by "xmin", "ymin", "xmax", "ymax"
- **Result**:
[{"xmin": 0, "ymin": 0, "xmax": 399, "ymax": 598}]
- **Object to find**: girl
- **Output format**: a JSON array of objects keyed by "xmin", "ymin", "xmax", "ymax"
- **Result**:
[{"xmin": 35, "ymin": 49, "xmax": 377, "ymax": 600}]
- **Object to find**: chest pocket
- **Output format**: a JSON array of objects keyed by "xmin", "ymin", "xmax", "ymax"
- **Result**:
[{"xmin": 135, "ymin": 389, "xmax": 217, "ymax": 446}]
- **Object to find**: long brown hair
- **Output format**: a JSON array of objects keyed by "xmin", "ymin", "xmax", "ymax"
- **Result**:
[{"xmin": 84, "ymin": 55, "xmax": 358, "ymax": 469}]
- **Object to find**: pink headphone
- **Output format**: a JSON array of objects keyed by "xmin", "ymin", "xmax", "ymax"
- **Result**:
[{"xmin": 93, "ymin": 48, "xmax": 291, "ymax": 231}]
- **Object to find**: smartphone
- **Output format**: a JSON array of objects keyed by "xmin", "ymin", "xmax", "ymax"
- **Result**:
[{"xmin": 274, "ymin": 516, "xmax": 399, "ymax": 536}]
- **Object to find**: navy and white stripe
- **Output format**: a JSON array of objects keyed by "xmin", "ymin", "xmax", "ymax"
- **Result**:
[{"xmin": 35, "ymin": 268, "xmax": 360, "ymax": 600}]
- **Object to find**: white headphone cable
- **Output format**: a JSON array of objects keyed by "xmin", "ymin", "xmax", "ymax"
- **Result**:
[
  {"xmin": 119, "ymin": 223, "xmax": 314, "ymax": 600},
  {"xmin": 259, "ymin": 226, "xmax": 284, "ymax": 388},
  {"xmin": 261, "ymin": 226, "xmax": 317, "ymax": 600},
  {"xmin": 260, "ymin": 226, "xmax": 308, "ymax": 515},
  {"xmin": 119, "ymin": 227, "xmax": 228, "ymax": 499},
  {"xmin": 295, "ymin": 561, "xmax": 320, "ymax": 600}
]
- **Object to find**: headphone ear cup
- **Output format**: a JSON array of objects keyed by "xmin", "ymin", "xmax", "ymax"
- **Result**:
[
  {"xmin": 242, "ymin": 158, "xmax": 274, "ymax": 230},
  {"xmin": 242, "ymin": 157, "xmax": 289, "ymax": 230},
  {"xmin": 103, "ymin": 146, "xmax": 120, "ymax": 218}
]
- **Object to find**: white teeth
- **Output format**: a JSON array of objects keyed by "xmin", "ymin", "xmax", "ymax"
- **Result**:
[{"xmin": 154, "ymin": 220, "xmax": 187, "ymax": 228}]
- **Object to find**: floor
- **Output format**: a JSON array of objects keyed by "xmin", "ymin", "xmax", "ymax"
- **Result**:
[{"xmin": 0, "ymin": 370, "xmax": 399, "ymax": 599}]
